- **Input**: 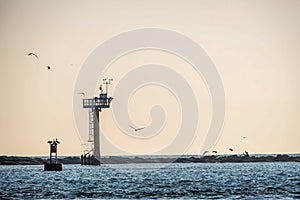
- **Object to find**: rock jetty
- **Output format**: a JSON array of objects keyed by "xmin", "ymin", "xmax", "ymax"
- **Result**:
[{"xmin": 0, "ymin": 154, "xmax": 299, "ymax": 165}]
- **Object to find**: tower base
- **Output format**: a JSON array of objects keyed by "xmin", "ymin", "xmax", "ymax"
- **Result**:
[
  {"xmin": 81, "ymin": 155, "xmax": 101, "ymax": 165},
  {"xmin": 44, "ymin": 163, "xmax": 63, "ymax": 171}
]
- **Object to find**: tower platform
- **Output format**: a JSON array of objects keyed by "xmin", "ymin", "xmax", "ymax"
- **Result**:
[{"xmin": 44, "ymin": 163, "xmax": 62, "ymax": 171}]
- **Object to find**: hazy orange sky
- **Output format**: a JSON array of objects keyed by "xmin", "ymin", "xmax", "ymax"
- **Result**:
[{"xmin": 0, "ymin": 0, "xmax": 299, "ymax": 156}]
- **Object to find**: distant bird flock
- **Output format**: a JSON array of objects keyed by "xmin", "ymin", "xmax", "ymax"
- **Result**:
[
  {"xmin": 29, "ymin": 50, "xmax": 249, "ymax": 157},
  {"xmin": 201, "ymin": 135, "xmax": 250, "ymax": 156}
]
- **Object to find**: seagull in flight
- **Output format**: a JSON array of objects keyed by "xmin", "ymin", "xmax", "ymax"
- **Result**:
[
  {"xmin": 129, "ymin": 125, "xmax": 145, "ymax": 132},
  {"xmin": 229, "ymin": 148, "xmax": 234, "ymax": 152},
  {"xmin": 202, "ymin": 150, "xmax": 209, "ymax": 156},
  {"xmin": 212, "ymin": 150, "xmax": 217, "ymax": 154},
  {"xmin": 28, "ymin": 52, "xmax": 39, "ymax": 60}
]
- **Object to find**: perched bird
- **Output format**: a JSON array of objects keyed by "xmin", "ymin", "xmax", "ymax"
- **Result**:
[
  {"xmin": 129, "ymin": 125, "xmax": 145, "ymax": 132},
  {"xmin": 229, "ymin": 148, "xmax": 233, "ymax": 152},
  {"xmin": 55, "ymin": 138, "xmax": 60, "ymax": 144},
  {"xmin": 78, "ymin": 92, "xmax": 85, "ymax": 97},
  {"xmin": 28, "ymin": 52, "xmax": 39, "ymax": 60},
  {"xmin": 212, "ymin": 150, "xmax": 217, "ymax": 154}
]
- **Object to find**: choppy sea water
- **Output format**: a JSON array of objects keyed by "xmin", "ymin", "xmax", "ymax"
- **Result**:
[{"xmin": 0, "ymin": 162, "xmax": 299, "ymax": 199}]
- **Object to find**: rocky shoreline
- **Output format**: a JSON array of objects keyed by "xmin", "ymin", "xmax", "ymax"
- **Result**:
[{"xmin": 0, "ymin": 154, "xmax": 299, "ymax": 165}]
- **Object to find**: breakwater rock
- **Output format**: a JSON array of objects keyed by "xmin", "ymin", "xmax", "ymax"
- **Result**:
[
  {"xmin": 0, "ymin": 154, "xmax": 299, "ymax": 165},
  {"xmin": 0, "ymin": 156, "xmax": 80, "ymax": 165}
]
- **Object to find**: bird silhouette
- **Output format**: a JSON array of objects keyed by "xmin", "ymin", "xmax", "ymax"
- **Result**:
[
  {"xmin": 46, "ymin": 66, "xmax": 51, "ymax": 70},
  {"xmin": 28, "ymin": 52, "xmax": 39, "ymax": 60},
  {"xmin": 129, "ymin": 125, "xmax": 145, "ymax": 132},
  {"xmin": 202, "ymin": 150, "xmax": 209, "ymax": 156},
  {"xmin": 212, "ymin": 150, "xmax": 217, "ymax": 154},
  {"xmin": 229, "ymin": 148, "xmax": 233, "ymax": 152},
  {"xmin": 244, "ymin": 150, "xmax": 249, "ymax": 157}
]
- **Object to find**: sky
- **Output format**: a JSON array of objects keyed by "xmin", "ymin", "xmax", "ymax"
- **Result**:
[{"xmin": 0, "ymin": 0, "xmax": 299, "ymax": 156}]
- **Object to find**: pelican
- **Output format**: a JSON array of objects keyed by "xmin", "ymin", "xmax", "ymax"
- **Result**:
[{"xmin": 129, "ymin": 125, "xmax": 145, "ymax": 132}]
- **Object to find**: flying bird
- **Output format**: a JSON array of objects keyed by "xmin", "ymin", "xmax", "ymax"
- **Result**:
[
  {"xmin": 212, "ymin": 150, "xmax": 217, "ymax": 154},
  {"xmin": 47, "ymin": 66, "xmax": 51, "ymax": 70},
  {"xmin": 78, "ymin": 92, "xmax": 85, "ymax": 97},
  {"xmin": 28, "ymin": 52, "xmax": 39, "ymax": 60},
  {"xmin": 129, "ymin": 125, "xmax": 145, "ymax": 132},
  {"xmin": 202, "ymin": 150, "xmax": 209, "ymax": 156},
  {"xmin": 229, "ymin": 148, "xmax": 233, "ymax": 152}
]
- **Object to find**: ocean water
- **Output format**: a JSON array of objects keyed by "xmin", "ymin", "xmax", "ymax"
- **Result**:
[{"xmin": 0, "ymin": 162, "xmax": 299, "ymax": 199}]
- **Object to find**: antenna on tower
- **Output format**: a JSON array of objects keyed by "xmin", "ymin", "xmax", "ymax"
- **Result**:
[{"xmin": 103, "ymin": 78, "xmax": 113, "ymax": 94}]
